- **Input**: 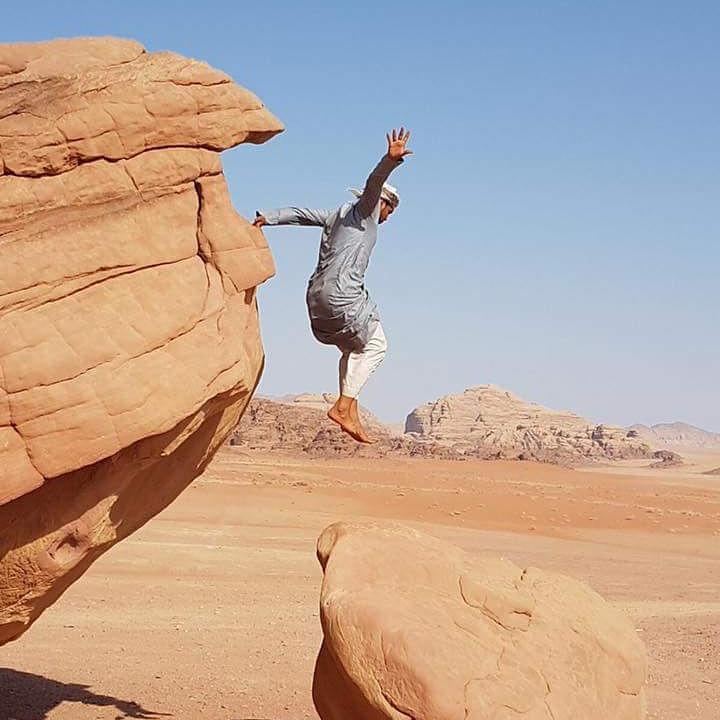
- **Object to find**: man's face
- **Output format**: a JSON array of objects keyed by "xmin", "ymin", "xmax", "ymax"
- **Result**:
[{"xmin": 379, "ymin": 199, "xmax": 396, "ymax": 224}]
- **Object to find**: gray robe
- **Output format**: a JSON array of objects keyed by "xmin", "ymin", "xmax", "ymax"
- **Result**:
[{"xmin": 259, "ymin": 154, "xmax": 402, "ymax": 352}]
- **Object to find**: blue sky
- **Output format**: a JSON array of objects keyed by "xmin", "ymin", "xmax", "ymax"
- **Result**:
[{"xmin": 5, "ymin": 2, "xmax": 719, "ymax": 429}]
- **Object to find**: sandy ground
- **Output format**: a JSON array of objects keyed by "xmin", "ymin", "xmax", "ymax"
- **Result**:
[{"xmin": 2, "ymin": 448, "xmax": 719, "ymax": 720}]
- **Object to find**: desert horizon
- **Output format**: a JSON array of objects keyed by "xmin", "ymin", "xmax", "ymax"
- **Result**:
[{"xmin": 261, "ymin": 384, "xmax": 720, "ymax": 440}]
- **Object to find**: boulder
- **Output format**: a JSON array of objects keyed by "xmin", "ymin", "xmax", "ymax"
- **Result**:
[
  {"xmin": 650, "ymin": 449, "xmax": 684, "ymax": 468},
  {"xmin": 0, "ymin": 37, "xmax": 282, "ymax": 645},
  {"xmin": 313, "ymin": 522, "xmax": 647, "ymax": 720}
]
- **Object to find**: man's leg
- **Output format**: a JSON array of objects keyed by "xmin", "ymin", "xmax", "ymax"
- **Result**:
[
  {"xmin": 328, "ymin": 324, "xmax": 387, "ymax": 443},
  {"xmin": 338, "ymin": 350, "xmax": 350, "ymax": 396},
  {"xmin": 327, "ymin": 350, "xmax": 357, "ymax": 436},
  {"xmin": 327, "ymin": 350, "xmax": 357, "ymax": 435},
  {"xmin": 346, "ymin": 325, "xmax": 387, "ymax": 432}
]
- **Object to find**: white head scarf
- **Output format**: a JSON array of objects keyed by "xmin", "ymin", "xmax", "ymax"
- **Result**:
[{"xmin": 348, "ymin": 183, "xmax": 400, "ymax": 208}]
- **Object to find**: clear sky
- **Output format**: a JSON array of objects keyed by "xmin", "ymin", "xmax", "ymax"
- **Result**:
[{"xmin": 5, "ymin": 2, "xmax": 719, "ymax": 430}]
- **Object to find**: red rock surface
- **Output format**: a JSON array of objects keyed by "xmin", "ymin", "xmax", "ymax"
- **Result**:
[
  {"xmin": 314, "ymin": 522, "xmax": 648, "ymax": 720},
  {"xmin": 0, "ymin": 37, "xmax": 281, "ymax": 645}
]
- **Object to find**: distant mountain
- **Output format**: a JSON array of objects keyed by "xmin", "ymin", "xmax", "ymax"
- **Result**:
[
  {"xmin": 244, "ymin": 386, "xmax": 704, "ymax": 466},
  {"xmin": 404, "ymin": 385, "xmax": 653, "ymax": 464},
  {"xmin": 628, "ymin": 422, "xmax": 720, "ymax": 452}
]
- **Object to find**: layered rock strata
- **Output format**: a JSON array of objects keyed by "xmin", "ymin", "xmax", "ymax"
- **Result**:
[
  {"xmin": 0, "ymin": 37, "xmax": 282, "ymax": 644},
  {"xmin": 406, "ymin": 385, "xmax": 652, "ymax": 464}
]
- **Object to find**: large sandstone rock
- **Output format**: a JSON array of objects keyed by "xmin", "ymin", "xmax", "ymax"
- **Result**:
[
  {"xmin": 405, "ymin": 384, "xmax": 652, "ymax": 464},
  {"xmin": 0, "ymin": 37, "xmax": 282, "ymax": 645},
  {"xmin": 313, "ymin": 522, "xmax": 647, "ymax": 720}
]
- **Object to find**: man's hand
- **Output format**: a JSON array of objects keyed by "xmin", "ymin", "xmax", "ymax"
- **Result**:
[
  {"xmin": 386, "ymin": 127, "xmax": 412, "ymax": 161},
  {"xmin": 253, "ymin": 214, "xmax": 267, "ymax": 228}
]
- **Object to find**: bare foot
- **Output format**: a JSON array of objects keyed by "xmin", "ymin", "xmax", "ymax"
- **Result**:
[
  {"xmin": 349, "ymin": 420, "xmax": 376, "ymax": 444},
  {"xmin": 327, "ymin": 400, "xmax": 375, "ymax": 444},
  {"xmin": 350, "ymin": 398, "xmax": 375, "ymax": 444}
]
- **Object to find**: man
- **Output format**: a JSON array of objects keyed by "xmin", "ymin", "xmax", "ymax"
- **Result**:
[{"xmin": 253, "ymin": 127, "xmax": 412, "ymax": 443}]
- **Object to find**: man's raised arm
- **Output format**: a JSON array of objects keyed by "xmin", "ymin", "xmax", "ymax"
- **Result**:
[
  {"xmin": 355, "ymin": 128, "xmax": 413, "ymax": 219},
  {"xmin": 253, "ymin": 207, "xmax": 331, "ymax": 228}
]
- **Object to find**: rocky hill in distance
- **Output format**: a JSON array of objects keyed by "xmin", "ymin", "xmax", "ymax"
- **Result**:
[
  {"xmin": 629, "ymin": 422, "xmax": 720, "ymax": 452},
  {"xmin": 404, "ymin": 384, "xmax": 653, "ymax": 464},
  {"xmin": 232, "ymin": 385, "xmax": 656, "ymax": 466},
  {"xmin": 230, "ymin": 397, "xmax": 460, "ymax": 460}
]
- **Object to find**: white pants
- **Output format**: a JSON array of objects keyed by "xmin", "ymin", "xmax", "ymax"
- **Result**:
[{"xmin": 339, "ymin": 323, "xmax": 387, "ymax": 398}]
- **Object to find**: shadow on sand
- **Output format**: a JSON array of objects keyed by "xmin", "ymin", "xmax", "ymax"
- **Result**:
[{"xmin": 0, "ymin": 668, "xmax": 170, "ymax": 719}]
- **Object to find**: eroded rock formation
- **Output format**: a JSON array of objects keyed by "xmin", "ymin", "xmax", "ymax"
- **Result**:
[
  {"xmin": 406, "ymin": 384, "xmax": 653, "ymax": 464},
  {"xmin": 313, "ymin": 522, "xmax": 647, "ymax": 720},
  {"xmin": 0, "ymin": 37, "xmax": 282, "ymax": 644},
  {"xmin": 650, "ymin": 449, "xmax": 684, "ymax": 468},
  {"xmin": 230, "ymin": 397, "xmax": 462, "ymax": 459}
]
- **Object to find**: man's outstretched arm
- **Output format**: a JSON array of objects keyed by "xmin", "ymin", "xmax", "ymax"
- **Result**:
[
  {"xmin": 253, "ymin": 207, "xmax": 331, "ymax": 228},
  {"xmin": 355, "ymin": 128, "xmax": 413, "ymax": 219}
]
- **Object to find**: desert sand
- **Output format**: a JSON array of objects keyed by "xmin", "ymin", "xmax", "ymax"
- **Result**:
[{"xmin": 2, "ymin": 448, "xmax": 718, "ymax": 719}]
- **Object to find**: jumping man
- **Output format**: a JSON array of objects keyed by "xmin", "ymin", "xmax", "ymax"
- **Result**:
[{"xmin": 253, "ymin": 127, "xmax": 412, "ymax": 443}]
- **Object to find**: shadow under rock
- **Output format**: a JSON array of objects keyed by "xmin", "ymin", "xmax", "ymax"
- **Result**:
[{"xmin": 0, "ymin": 668, "xmax": 170, "ymax": 720}]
